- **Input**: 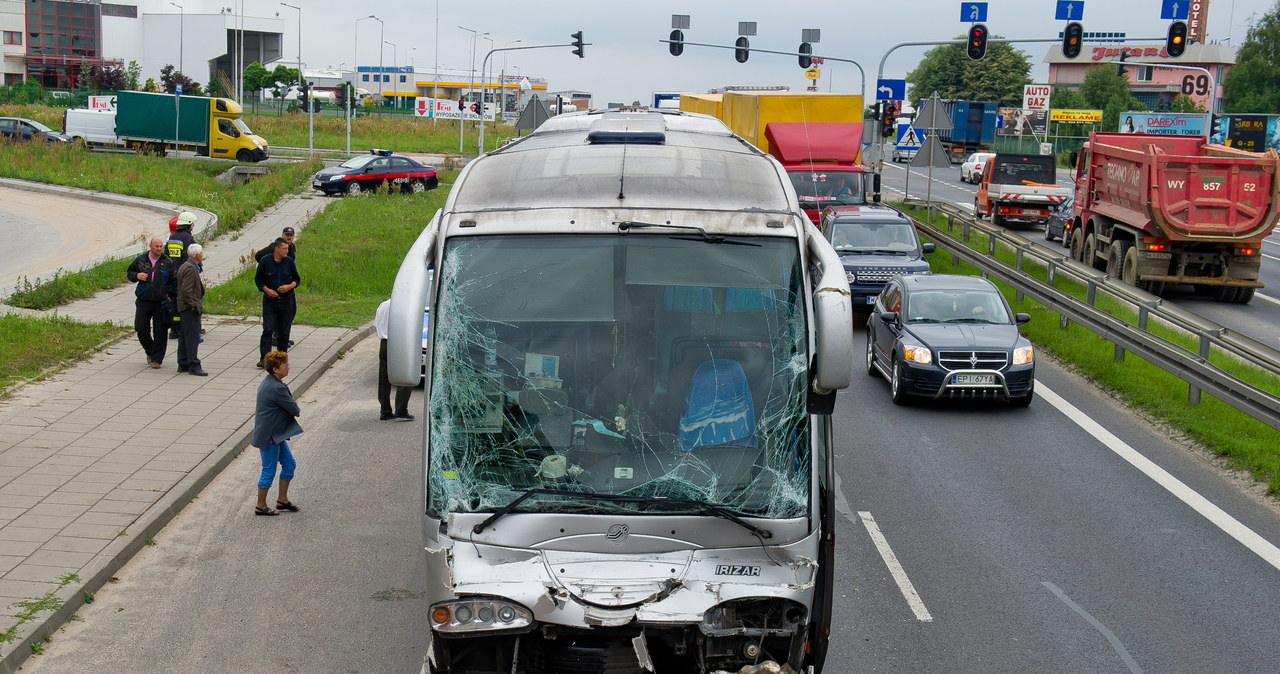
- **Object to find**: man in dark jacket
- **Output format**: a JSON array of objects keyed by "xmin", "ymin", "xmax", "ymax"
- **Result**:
[
  {"xmin": 166, "ymin": 211, "xmax": 197, "ymax": 339},
  {"xmin": 255, "ymin": 238, "xmax": 302, "ymax": 367},
  {"xmin": 255, "ymin": 226, "xmax": 297, "ymax": 262},
  {"xmin": 176, "ymin": 244, "xmax": 208, "ymax": 376},
  {"xmin": 126, "ymin": 237, "xmax": 177, "ymax": 369}
]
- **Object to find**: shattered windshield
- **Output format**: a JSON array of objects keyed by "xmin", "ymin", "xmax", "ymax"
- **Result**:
[{"xmin": 428, "ymin": 234, "xmax": 810, "ymax": 520}]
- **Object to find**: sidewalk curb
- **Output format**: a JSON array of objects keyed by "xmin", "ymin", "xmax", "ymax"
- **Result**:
[{"xmin": 0, "ymin": 325, "xmax": 375, "ymax": 674}]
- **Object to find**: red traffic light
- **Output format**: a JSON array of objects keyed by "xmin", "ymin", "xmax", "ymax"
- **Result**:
[{"xmin": 967, "ymin": 23, "xmax": 988, "ymax": 60}]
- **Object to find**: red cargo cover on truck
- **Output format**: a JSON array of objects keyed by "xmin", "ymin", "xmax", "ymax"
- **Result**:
[
  {"xmin": 1083, "ymin": 133, "xmax": 1280, "ymax": 242},
  {"xmin": 764, "ymin": 122, "xmax": 864, "ymax": 164}
]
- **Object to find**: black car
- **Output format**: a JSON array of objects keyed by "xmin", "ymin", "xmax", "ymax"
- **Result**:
[
  {"xmin": 1043, "ymin": 195, "xmax": 1075, "ymax": 243},
  {"xmin": 819, "ymin": 205, "xmax": 935, "ymax": 314},
  {"xmin": 0, "ymin": 117, "xmax": 69, "ymax": 143},
  {"xmin": 866, "ymin": 274, "xmax": 1035, "ymax": 406},
  {"xmin": 312, "ymin": 149, "xmax": 439, "ymax": 196}
]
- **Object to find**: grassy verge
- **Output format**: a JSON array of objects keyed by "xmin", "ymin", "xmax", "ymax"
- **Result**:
[
  {"xmin": 898, "ymin": 202, "xmax": 1280, "ymax": 495},
  {"xmin": 204, "ymin": 172, "xmax": 455, "ymax": 327},
  {"xmin": 0, "ymin": 142, "xmax": 321, "ymax": 310},
  {"xmin": 0, "ymin": 315, "xmax": 125, "ymax": 394}
]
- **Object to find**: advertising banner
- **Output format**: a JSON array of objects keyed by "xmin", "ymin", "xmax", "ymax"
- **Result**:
[
  {"xmin": 1022, "ymin": 84, "xmax": 1051, "ymax": 111},
  {"xmin": 1209, "ymin": 114, "xmax": 1280, "ymax": 152},
  {"xmin": 414, "ymin": 98, "xmax": 496, "ymax": 122},
  {"xmin": 1117, "ymin": 112, "xmax": 1208, "ymax": 136},
  {"xmin": 998, "ymin": 108, "xmax": 1047, "ymax": 136},
  {"xmin": 1049, "ymin": 109, "xmax": 1103, "ymax": 123}
]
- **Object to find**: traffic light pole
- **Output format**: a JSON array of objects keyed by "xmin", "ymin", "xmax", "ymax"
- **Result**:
[
  {"xmin": 658, "ymin": 39, "xmax": 866, "ymax": 109},
  {"xmin": 474, "ymin": 42, "xmax": 588, "ymax": 155},
  {"xmin": 872, "ymin": 35, "xmax": 1165, "ymax": 202}
]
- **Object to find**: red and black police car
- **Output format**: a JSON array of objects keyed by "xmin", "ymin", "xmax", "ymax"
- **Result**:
[{"xmin": 312, "ymin": 149, "xmax": 439, "ymax": 196}]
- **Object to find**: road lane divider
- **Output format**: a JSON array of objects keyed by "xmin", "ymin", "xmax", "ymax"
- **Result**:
[
  {"xmin": 1039, "ymin": 383, "xmax": 1280, "ymax": 572},
  {"xmin": 1041, "ymin": 581, "xmax": 1143, "ymax": 674},
  {"xmin": 858, "ymin": 511, "xmax": 935, "ymax": 622}
]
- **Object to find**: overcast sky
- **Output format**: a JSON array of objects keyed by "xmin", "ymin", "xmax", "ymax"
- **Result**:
[{"xmin": 226, "ymin": 0, "xmax": 1275, "ymax": 105}]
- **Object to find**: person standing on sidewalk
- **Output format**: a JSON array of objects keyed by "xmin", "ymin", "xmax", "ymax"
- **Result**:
[
  {"xmin": 255, "ymin": 238, "xmax": 301, "ymax": 368},
  {"xmin": 176, "ymin": 244, "xmax": 208, "ymax": 376},
  {"xmin": 374, "ymin": 299, "xmax": 415, "ymax": 421},
  {"xmin": 256, "ymin": 226, "xmax": 297, "ymax": 262},
  {"xmin": 166, "ymin": 212, "xmax": 198, "ymax": 340},
  {"xmin": 126, "ymin": 237, "xmax": 177, "ymax": 369},
  {"xmin": 252, "ymin": 350, "xmax": 302, "ymax": 516}
]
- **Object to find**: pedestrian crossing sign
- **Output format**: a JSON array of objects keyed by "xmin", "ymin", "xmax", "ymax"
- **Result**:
[{"xmin": 896, "ymin": 124, "xmax": 922, "ymax": 150}]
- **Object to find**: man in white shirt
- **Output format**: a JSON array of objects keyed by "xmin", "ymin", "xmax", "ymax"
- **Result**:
[{"xmin": 374, "ymin": 299, "xmax": 415, "ymax": 421}]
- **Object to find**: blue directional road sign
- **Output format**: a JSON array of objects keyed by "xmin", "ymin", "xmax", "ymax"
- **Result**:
[
  {"xmin": 1055, "ymin": 0, "xmax": 1084, "ymax": 21},
  {"xmin": 961, "ymin": 2, "xmax": 988, "ymax": 22},
  {"xmin": 876, "ymin": 79, "xmax": 906, "ymax": 102},
  {"xmin": 1161, "ymin": 0, "xmax": 1189, "ymax": 20}
]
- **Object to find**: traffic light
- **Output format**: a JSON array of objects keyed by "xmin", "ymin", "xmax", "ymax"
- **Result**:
[
  {"xmin": 669, "ymin": 29, "xmax": 684, "ymax": 57},
  {"xmin": 967, "ymin": 23, "xmax": 988, "ymax": 60},
  {"xmin": 458, "ymin": 98, "xmax": 466, "ymax": 111},
  {"xmin": 571, "ymin": 31, "xmax": 585, "ymax": 59},
  {"xmin": 798, "ymin": 42, "xmax": 813, "ymax": 69},
  {"xmin": 882, "ymin": 105, "xmax": 897, "ymax": 138},
  {"xmin": 1115, "ymin": 51, "xmax": 1128, "ymax": 77},
  {"xmin": 735, "ymin": 36, "xmax": 750, "ymax": 63},
  {"xmin": 1062, "ymin": 22, "xmax": 1083, "ymax": 59},
  {"xmin": 1166, "ymin": 21, "xmax": 1188, "ymax": 58}
]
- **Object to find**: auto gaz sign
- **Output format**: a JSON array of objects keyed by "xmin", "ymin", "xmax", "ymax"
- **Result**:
[{"xmin": 1022, "ymin": 84, "xmax": 1051, "ymax": 111}]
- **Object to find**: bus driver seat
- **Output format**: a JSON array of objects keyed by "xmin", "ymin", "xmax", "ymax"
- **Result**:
[{"xmin": 678, "ymin": 359, "xmax": 758, "ymax": 451}]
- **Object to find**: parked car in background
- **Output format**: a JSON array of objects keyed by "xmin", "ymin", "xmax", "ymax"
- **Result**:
[
  {"xmin": 1043, "ymin": 195, "xmax": 1075, "ymax": 243},
  {"xmin": 960, "ymin": 151, "xmax": 995, "ymax": 183},
  {"xmin": 0, "ymin": 117, "xmax": 69, "ymax": 143},
  {"xmin": 62, "ymin": 108, "xmax": 121, "ymax": 147},
  {"xmin": 866, "ymin": 273, "xmax": 1035, "ymax": 406},
  {"xmin": 312, "ymin": 149, "xmax": 439, "ymax": 196},
  {"xmin": 892, "ymin": 147, "xmax": 917, "ymax": 163},
  {"xmin": 819, "ymin": 205, "xmax": 934, "ymax": 314}
]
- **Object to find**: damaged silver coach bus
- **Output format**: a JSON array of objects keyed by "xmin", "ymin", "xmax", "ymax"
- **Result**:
[{"xmin": 385, "ymin": 109, "xmax": 854, "ymax": 674}]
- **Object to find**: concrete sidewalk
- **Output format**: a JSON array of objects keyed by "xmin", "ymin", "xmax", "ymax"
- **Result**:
[{"xmin": 0, "ymin": 186, "xmax": 365, "ymax": 672}]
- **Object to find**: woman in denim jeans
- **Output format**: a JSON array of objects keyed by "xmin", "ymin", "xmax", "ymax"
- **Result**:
[{"xmin": 252, "ymin": 350, "xmax": 302, "ymax": 516}]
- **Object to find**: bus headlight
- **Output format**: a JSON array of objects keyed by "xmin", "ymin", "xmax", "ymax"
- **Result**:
[{"xmin": 430, "ymin": 598, "xmax": 534, "ymax": 633}]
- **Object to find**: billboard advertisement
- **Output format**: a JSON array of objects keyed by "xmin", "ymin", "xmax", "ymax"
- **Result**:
[
  {"xmin": 998, "ymin": 108, "xmax": 1047, "ymax": 136},
  {"xmin": 1209, "ymin": 114, "xmax": 1280, "ymax": 152},
  {"xmin": 1117, "ymin": 112, "xmax": 1208, "ymax": 136},
  {"xmin": 413, "ymin": 97, "xmax": 496, "ymax": 121},
  {"xmin": 1049, "ymin": 109, "xmax": 1103, "ymax": 123}
]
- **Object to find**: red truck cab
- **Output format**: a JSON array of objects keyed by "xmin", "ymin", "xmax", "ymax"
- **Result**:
[{"xmin": 765, "ymin": 122, "xmax": 871, "ymax": 223}]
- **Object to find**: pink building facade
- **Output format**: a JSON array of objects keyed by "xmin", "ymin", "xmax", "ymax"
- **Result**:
[{"xmin": 1044, "ymin": 42, "xmax": 1236, "ymax": 113}]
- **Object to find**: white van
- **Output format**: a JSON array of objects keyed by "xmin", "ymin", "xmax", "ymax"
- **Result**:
[{"xmin": 62, "ymin": 108, "xmax": 120, "ymax": 147}]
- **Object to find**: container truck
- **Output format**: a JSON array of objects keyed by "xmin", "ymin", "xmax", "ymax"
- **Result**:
[
  {"xmin": 682, "ymin": 91, "xmax": 871, "ymax": 222},
  {"xmin": 1068, "ymin": 132, "xmax": 1280, "ymax": 302},
  {"xmin": 115, "ymin": 91, "xmax": 268, "ymax": 162},
  {"xmin": 383, "ymin": 108, "xmax": 855, "ymax": 674},
  {"xmin": 925, "ymin": 99, "xmax": 998, "ymax": 163},
  {"xmin": 974, "ymin": 153, "xmax": 1071, "ymax": 227}
]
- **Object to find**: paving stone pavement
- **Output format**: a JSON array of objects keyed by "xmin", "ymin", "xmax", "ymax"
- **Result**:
[{"xmin": 0, "ymin": 183, "xmax": 369, "ymax": 672}]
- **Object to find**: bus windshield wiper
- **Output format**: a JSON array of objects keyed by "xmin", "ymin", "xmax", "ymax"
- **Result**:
[
  {"xmin": 472, "ymin": 488, "xmax": 772, "ymax": 540},
  {"xmin": 615, "ymin": 221, "xmax": 760, "ymax": 246}
]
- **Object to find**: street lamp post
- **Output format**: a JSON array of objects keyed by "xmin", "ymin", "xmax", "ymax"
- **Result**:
[
  {"xmin": 377, "ymin": 19, "xmax": 385, "ymax": 103},
  {"xmin": 280, "ymin": 3, "xmax": 311, "ymax": 155},
  {"xmin": 458, "ymin": 26, "xmax": 483, "ymax": 153},
  {"xmin": 350, "ymin": 14, "xmax": 378, "ymax": 153},
  {"xmin": 170, "ymin": 3, "xmax": 183, "ymax": 76},
  {"xmin": 385, "ymin": 41, "xmax": 397, "ymax": 110}
]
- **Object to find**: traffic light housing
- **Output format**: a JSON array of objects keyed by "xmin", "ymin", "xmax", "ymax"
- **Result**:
[
  {"xmin": 734, "ymin": 36, "xmax": 750, "ymax": 63},
  {"xmin": 798, "ymin": 42, "xmax": 813, "ymax": 69},
  {"xmin": 882, "ymin": 105, "xmax": 897, "ymax": 138},
  {"xmin": 571, "ymin": 31, "xmax": 585, "ymax": 59},
  {"xmin": 669, "ymin": 29, "xmax": 684, "ymax": 56},
  {"xmin": 1062, "ymin": 22, "xmax": 1083, "ymax": 59},
  {"xmin": 967, "ymin": 23, "xmax": 987, "ymax": 60},
  {"xmin": 1167, "ymin": 21, "xmax": 1188, "ymax": 58}
]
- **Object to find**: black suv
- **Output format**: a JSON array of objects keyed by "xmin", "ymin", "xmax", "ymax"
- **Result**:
[{"xmin": 819, "ymin": 205, "xmax": 934, "ymax": 313}]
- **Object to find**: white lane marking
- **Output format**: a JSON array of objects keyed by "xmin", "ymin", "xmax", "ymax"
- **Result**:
[
  {"xmin": 859, "ymin": 511, "xmax": 935, "ymax": 622},
  {"xmin": 1038, "ymin": 383, "xmax": 1280, "ymax": 572},
  {"xmin": 1263, "ymin": 252, "xmax": 1280, "ymax": 263},
  {"xmin": 1042, "ymin": 581, "xmax": 1144, "ymax": 674},
  {"xmin": 1254, "ymin": 291, "xmax": 1280, "ymax": 307}
]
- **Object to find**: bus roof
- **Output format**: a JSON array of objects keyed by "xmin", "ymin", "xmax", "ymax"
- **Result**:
[{"xmin": 447, "ymin": 110, "xmax": 798, "ymax": 215}]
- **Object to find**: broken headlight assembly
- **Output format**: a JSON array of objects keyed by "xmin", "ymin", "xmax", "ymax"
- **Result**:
[{"xmin": 430, "ymin": 597, "xmax": 534, "ymax": 634}]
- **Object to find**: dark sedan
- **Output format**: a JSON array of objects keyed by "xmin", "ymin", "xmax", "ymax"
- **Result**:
[
  {"xmin": 1043, "ymin": 195, "xmax": 1075, "ymax": 243},
  {"xmin": 312, "ymin": 149, "xmax": 439, "ymax": 196},
  {"xmin": 0, "ymin": 117, "xmax": 69, "ymax": 143},
  {"xmin": 866, "ymin": 274, "xmax": 1035, "ymax": 406}
]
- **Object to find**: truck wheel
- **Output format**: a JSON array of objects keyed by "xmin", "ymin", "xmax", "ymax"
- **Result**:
[
  {"xmin": 1212, "ymin": 286, "xmax": 1240, "ymax": 302},
  {"xmin": 1121, "ymin": 246, "xmax": 1141, "ymax": 286},
  {"xmin": 236, "ymin": 149, "xmax": 252, "ymax": 163},
  {"xmin": 1083, "ymin": 233, "xmax": 1105, "ymax": 270},
  {"xmin": 1108, "ymin": 241, "xmax": 1130, "ymax": 278},
  {"xmin": 1069, "ymin": 228, "xmax": 1085, "ymax": 263},
  {"xmin": 1234, "ymin": 287, "xmax": 1256, "ymax": 304},
  {"xmin": 973, "ymin": 199, "xmax": 984, "ymax": 219}
]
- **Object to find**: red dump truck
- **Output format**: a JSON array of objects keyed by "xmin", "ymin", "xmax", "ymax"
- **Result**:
[
  {"xmin": 1068, "ymin": 132, "xmax": 1280, "ymax": 303},
  {"xmin": 764, "ymin": 122, "xmax": 871, "ymax": 223}
]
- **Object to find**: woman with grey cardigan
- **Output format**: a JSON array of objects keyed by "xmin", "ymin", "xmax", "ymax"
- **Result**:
[{"xmin": 252, "ymin": 350, "xmax": 302, "ymax": 516}]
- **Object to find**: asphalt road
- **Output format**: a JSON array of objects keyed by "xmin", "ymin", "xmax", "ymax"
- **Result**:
[
  {"xmin": 878, "ymin": 158, "xmax": 1280, "ymax": 349},
  {"xmin": 23, "ymin": 334, "xmax": 1280, "ymax": 672}
]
